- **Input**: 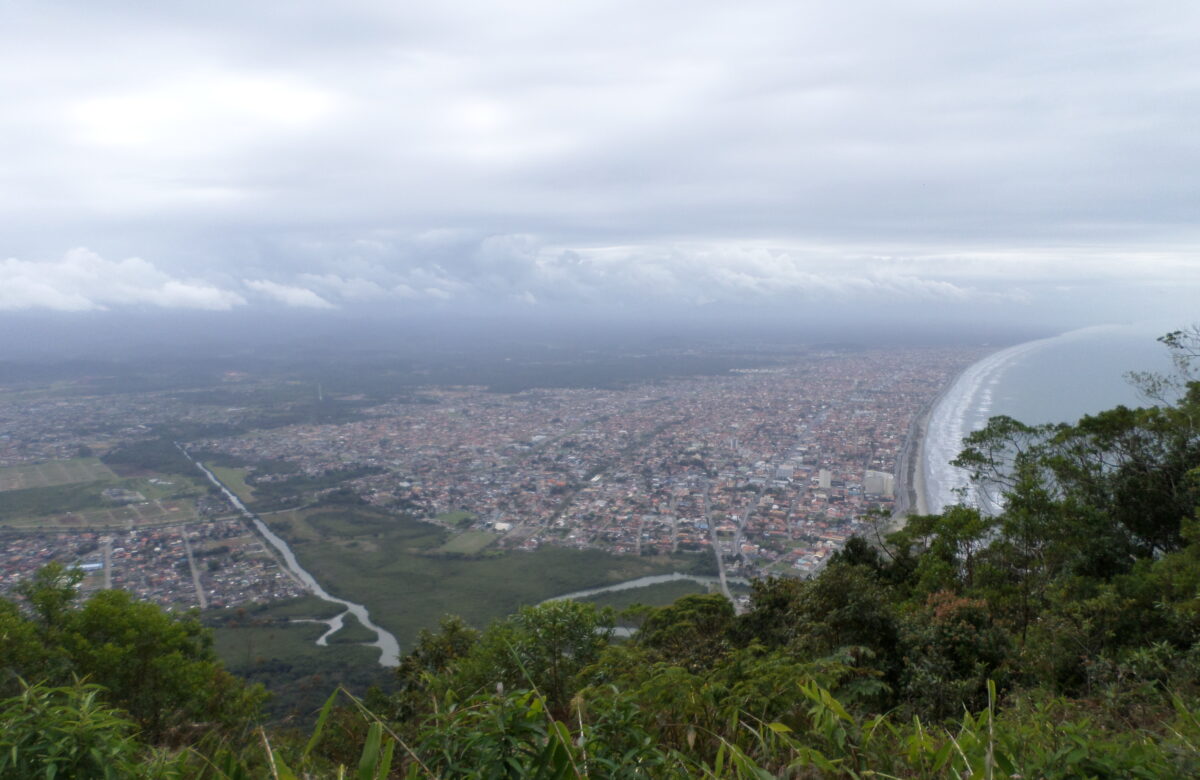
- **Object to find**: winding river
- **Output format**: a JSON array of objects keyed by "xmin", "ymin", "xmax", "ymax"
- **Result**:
[
  {"xmin": 180, "ymin": 447, "xmax": 401, "ymax": 667},
  {"xmin": 542, "ymin": 572, "xmax": 750, "ymax": 604},
  {"xmin": 183, "ymin": 446, "xmax": 757, "ymax": 664}
]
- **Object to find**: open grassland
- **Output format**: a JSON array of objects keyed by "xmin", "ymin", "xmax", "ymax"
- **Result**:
[
  {"xmin": 0, "ymin": 481, "xmax": 115, "ymax": 521},
  {"xmin": 431, "ymin": 530, "xmax": 497, "ymax": 555},
  {"xmin": 0, "ymin": 457, "xmax": 116, "ymax": 491},
  {"xmin": 0, "ymin": 462, "xmax": 207, "ymax": 529},
  {"xmin": 267, "ymin": 508, "xmax": 705, "ymax": 650},
  {"xmin": 1, "ymin": 498, "xmax": 201, "ymax": 531},
  {"xmin": 213, "ymin": 619, "xmax": 333, "ymax": 668},
  {"xmin": 121, "ymin": 474, "xmax": 206, "ymax": 501},
  {"xmin": 208, "ymin": 465, "xmax": 255, "ymax": 504},
  {"xmin": 251, "ymin": 594, "xmax": 347, "ymax": 620}
]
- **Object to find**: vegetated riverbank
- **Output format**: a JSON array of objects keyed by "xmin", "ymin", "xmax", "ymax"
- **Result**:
[
  {"xmin": 183, "ymin": 449, "xmax": 402, "ymax": 666},
  {"xmin": 206, "ymin": 595, "xmax": 392, "ymax": 722},
  {"xmin": 543, "ymin": 572, "xmax": 751, "ymax": 605},
  {"xmin": 265, "ymin": 506, "xmax": 712, "ymax": 651}
]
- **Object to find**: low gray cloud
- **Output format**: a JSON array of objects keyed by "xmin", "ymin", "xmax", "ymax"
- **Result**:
[
  {"xmin": 0, "ymin": 249, "xmax": 244, "ymax": 311},
  {"xmin": 1, "ymin": 1, "xmax": 1197, "ymax": 327},
  {"xmin": 243, "ymin": 279, "xmax": 335, "ymax": 309}
]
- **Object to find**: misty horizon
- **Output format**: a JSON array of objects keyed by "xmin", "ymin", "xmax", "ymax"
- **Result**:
[{"xmin": 2, "ymin": 1, "xmax": 1198, "ymax": 343}]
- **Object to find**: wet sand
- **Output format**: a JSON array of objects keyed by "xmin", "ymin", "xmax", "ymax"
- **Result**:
[{"xmin": 892, "ymin": 366, "xmax": 966, "ymax": 529}]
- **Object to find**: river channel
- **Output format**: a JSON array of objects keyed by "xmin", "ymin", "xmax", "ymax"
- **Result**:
[
  {"xmin": 183, "ymin": 446, "xmax": 754, "ymax": 664},
  {"xmin": 180, "ymin": 447, "xmax": 402, "ymax": 667},
  {"xmin": 542, "ymin": 572, "xmax": 750, "ymax": 603}
]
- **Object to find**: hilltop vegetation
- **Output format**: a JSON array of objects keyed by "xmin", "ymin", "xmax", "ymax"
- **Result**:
[{"xmin": 2, "ymin": 329, "xmax": 1199, "ymax": 777}]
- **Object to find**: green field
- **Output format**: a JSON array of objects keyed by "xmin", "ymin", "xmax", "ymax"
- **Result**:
[
  {"xmin": 208, "ymin": 598, "xmax": 381, "ymax": 672},
  {"xmin": 0, "ymin": 457, "xmax": 116, "ymax": 491},
  {"xmin": 267, "ymin": 507, "xmax": 706, "ymax": 650},
  {"xmin": 1, "ymin": 497, "xmax": 201, "ymax": 530},
  {"xmin": 213, "ymin": 619, "xmax": 336, "ymax": 668},
  {"xmin": 209, "ymin": 597, "xmax": 356, "ymax": 669},
  {"xmin": 434, "ymin": 510, "xmax": 474, "ymax": 526},
  {"xmin": 208, "ymin": 465, "xmax": 255, "ymax": 504},
  {"xmin": 248, "ymin": 594, "xmax": 346, "ymax": 620},
  {"xmin": 431, "ymin": 530, "xmax": 497, "ymax": 555},
  {"xmin": 0, "ymin": 481, "xmax": 116, "ymax": 521},
  {"xmin": 0, "ymin": 458, "xmax": 208, "ymax": 529},
  {"xmin": 122, "ymin": 475, "xmax": 205, "ymax": 501}
]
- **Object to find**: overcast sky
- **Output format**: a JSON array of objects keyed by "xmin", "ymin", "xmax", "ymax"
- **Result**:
[{"xmin": 2, "ymin": 1, "xmax": 1198, "ymax": 333}]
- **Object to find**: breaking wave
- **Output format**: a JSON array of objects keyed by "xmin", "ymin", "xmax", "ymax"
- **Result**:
[{"xmin": 921, "ymin": 337, "xmax": 1054, "ymax": 514}]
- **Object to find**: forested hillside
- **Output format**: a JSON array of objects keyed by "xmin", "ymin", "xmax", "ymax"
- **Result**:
[{"xmin": 3, "ymin": 330, "xmax": 1199, "ymax": 778}]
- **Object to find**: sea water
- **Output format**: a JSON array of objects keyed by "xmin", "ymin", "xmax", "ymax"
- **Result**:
[{"xmin": 922, "ymin": 323, "xmax": 1178, "ymax": 514}]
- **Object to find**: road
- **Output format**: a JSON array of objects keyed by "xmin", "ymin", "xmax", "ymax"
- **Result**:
[
  {"xmin": 702, "ymin": 482, "xmax": 737, "ymax": 611},
  {"xmin": 181, "ymin": 530, "xmax": 208, "ymax": 609}
]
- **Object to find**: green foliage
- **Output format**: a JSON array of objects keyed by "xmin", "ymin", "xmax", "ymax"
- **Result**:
[
  {"xmin": 448, "ymin": 600, "xmax": 615, "ymax": 717},
  {"xmin": 0, "ymin": 680, "xmax": 184, "ymax": 779},
  {"xmin": 898, "ymin": 591, "xmax": 1011, "ymax": 719},
  {"xmin": 637, "ymin": 593, "xmax": 734, "ymax": 670},
  {"xmin": 2, "ymin": 564, "xmax": 265, "ymax": 747}
]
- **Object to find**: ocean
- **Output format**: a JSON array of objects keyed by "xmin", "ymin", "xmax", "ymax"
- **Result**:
[{"xmin": 921, "ymin": 323, "xmax": 1180, "ymax": 514}]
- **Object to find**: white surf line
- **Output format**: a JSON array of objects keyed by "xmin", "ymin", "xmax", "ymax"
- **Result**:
[{"xmin": 922, "ymin": 337, "xmax": 1055, "ymax": 514}]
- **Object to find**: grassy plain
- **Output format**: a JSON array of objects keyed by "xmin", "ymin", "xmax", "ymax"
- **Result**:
[
  {"xmin": 431, "ymin": 530, "xmax": 497, "ymax": 555},
  {"xmin": 208, "ymin": 465, "xmax": 255, "ymax": 504},
  {"xmin": 0, "ymin": 481, "xmax": 117, "ymax": 521},
  {"xmin": 266, "ymin": 507, "xmax": 705, "ymax": 650},
  {"xmin": 0, "ymin": 457, "xmax": 208, "ymax": 530},
  {"xmin": 0, "ymin": 457, "xmax": 116, "ymax": 491},
  {"xmin": 213, "ymin": 620, "xmax": 335, "ymax": 668}
]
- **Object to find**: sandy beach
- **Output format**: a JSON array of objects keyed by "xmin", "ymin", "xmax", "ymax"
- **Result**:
[{"xmin": 892, "ymin": 364, "xmax": 968, "ymax": 528}]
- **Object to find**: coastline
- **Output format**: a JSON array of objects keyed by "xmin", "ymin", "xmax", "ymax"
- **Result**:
[{"xmin": 891, "ymin": 360, "xmax": 977, "ymax": 528}]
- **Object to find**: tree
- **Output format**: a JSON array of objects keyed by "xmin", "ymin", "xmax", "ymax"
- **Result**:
[
  {"xmin": 393, "ymin": 615, "xmax": 479, "ymax": 720},
  {"xmin": 638, "ymin": 593, "xmax": 735, "ymax": 670},
  {"xmin": 2, "ymin": 564, "xmax": 264, "ymax": 743},
  {"xmin": 445, "ymin": 601, "xmax": 614, "ymax": 718}
]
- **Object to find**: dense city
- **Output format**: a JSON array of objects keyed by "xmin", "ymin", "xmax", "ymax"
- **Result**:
[{"xmin": 0, "ymin": 346, "xmax": 982, "ymax": 611}]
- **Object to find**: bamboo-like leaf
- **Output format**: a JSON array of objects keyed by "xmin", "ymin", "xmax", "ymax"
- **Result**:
[
  {"xmin": 304, "ymin": 689, "xmax": 340, "ymax": 759},
  {"xmin": 357, "ymin": 722, "xmax": 382, "ymax": 780},
  {"xmin": 378, "ymin": 738, "xmax": 396, "ymax": 780}
]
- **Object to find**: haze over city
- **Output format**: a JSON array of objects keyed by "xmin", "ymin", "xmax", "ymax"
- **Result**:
[{"xmin": 2, "ymin": 0, "xmax": 1198, "ymax": 355}]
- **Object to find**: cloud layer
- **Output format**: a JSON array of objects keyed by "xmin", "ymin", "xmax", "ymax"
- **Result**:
[
  {"xmin": 1, "ymin": 1, "xmax": 1198, "ymax": 326},
  {"xmin": 0, "ymin": 249, "xmax": 244, "ymax": 311}
]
